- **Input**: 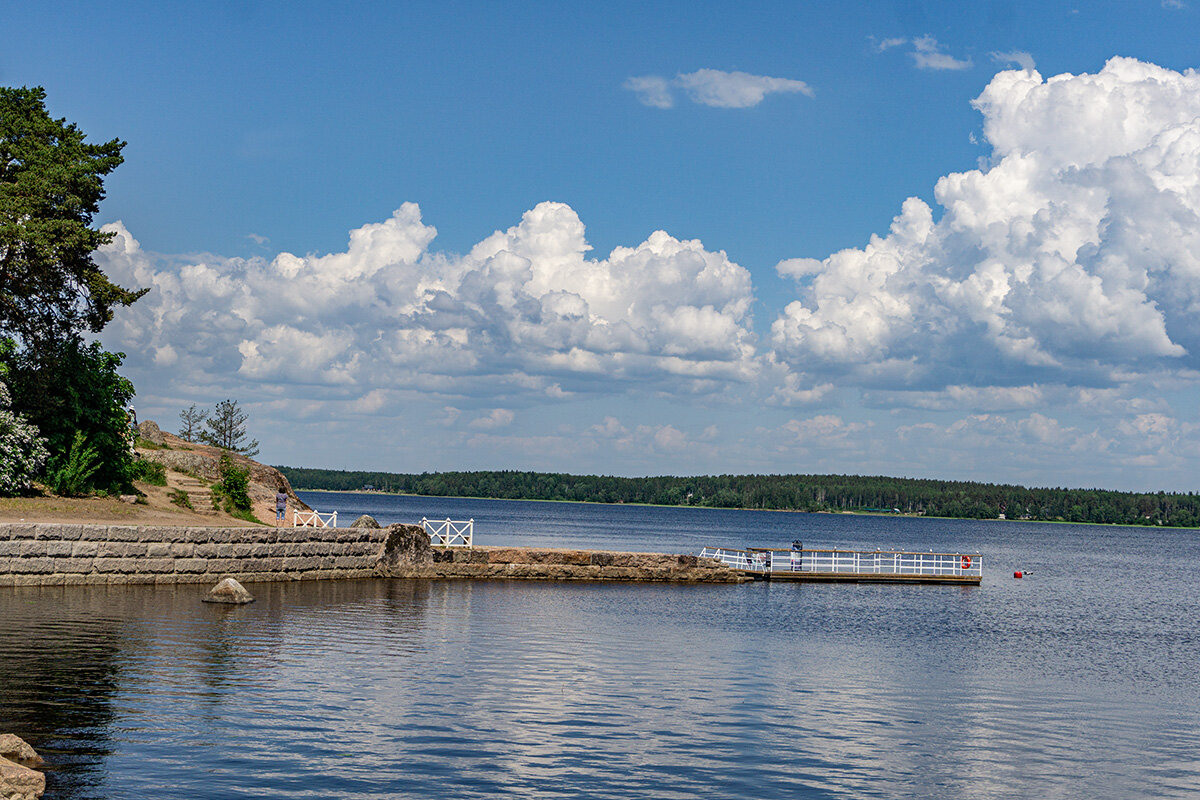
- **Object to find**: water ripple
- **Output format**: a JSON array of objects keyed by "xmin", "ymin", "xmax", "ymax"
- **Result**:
[{"xmin": 3, "ymin": 512, "xmax": 1200, "ymax": 798}]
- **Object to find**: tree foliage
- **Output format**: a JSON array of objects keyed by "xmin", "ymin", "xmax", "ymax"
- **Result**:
[
  {"xmin": 178, "ymin": 404, "xmax": 207, "ymax": 442},
  {"xmin": 0, "ymin": 86, "xmax": 145, "ymax": 353},
  {"xmin": 0, "ymin": 369, "xmax": 48, "ymax": 495},
  {"xmin": 275, "ymin": 466, "xmax": 1200, "ymax": 529},
  {"xmin": 213, "ymin": 452, "xmax": 259, "ymax": 524},
  {"xmin": 130, "ymin": 457, "xmax": 167, "ymax": 486},
  {"xmin": 213, "ymin": 452, "xmax": 252, "ymax": 511},
  {"xmin": 2, "ymin": 338, "xmax": 136, "ymax": 493},
  {"xmin": 201, "ymin": 399, "xmax": 259, "ymax": 456},
  {"xmin": 47, "ymin": 430, "xmax": 102, "ymax": 497},
  {"xmin": 0, "ymin": 86, "xmax": 144, "ymax": 495}
]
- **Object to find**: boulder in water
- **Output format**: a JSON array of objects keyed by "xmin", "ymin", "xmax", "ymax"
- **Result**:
[
  {"xmin": 351, "ymin": 514, "xmax": 381, "ymax": 528},
  {"xmin": 0, "ymin": 735, "xmax": 42, "ymax": 767},
  {"xmin": 375, "ymin": 524, "xmax": 433, "ymax": 574},
  {"xmin": 203, "ymin": 577, "xmax": 255, "ymax": 604}
]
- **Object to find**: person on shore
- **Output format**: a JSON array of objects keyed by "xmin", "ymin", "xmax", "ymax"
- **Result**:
[
  {"xmin": 126, "ymin": 405, "xmax": 139, "ymax": 454},
  {"xmin": 275, "ymin": 486, "xmax": 288, "ymax": 527}
]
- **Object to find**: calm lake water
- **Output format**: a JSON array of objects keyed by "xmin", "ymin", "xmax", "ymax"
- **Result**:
[{"xmin": 2, "ymin": 494, "xmax": 1198, "ymax": 798}]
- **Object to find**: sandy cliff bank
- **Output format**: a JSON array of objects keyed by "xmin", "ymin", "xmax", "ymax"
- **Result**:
[{"xmin": 0, "ymin": 424, "xmax": 309, "ymax": 527}]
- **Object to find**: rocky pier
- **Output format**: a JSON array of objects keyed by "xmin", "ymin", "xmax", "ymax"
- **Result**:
[{"xmin": 375, "ymin": 524, "xmax": 749, "ymax": 583}]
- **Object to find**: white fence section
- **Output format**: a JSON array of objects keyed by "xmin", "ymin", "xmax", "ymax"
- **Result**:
[
  {"xmin": 699, "ymin": 547, "xmax": 756, "ymax": 570},
  {"xmin": 699, "ymin": 547, "xmax": 982, "ymax": 578},
  {"xmin": 293, "ymin": 509, "xmax": 337, "ymax": 528},
  {"xmin": 422, "ymin": 517, "xmax": 474, "ymax": 547}
]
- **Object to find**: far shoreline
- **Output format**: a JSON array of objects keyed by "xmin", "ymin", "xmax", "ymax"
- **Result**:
[{"xmin": 291, "ymin": 488, "xmax": 1199, "ymax": 530}]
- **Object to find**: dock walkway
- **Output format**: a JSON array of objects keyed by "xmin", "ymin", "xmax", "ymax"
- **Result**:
[{"xmin": 699, "ymin": 547, "xmax": 982, "ymax": 585}]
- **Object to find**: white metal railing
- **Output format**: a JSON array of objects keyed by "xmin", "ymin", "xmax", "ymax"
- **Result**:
[
  {"xmin": 293, "ymin": 509, "xmax": 337, "ymax": 528},
  {"xmin": 699, "ymin": 547, "xmax": 755, "ymax": 570},
  {"xmin": 699, "ymin": 547, "xmax": 982, "ymax": 578},
  {"xmin": 422, "ymin": 517, "xmax": 473, "ymax": 547}
]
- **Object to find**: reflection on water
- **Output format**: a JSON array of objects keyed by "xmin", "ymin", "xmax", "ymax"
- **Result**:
[{"xmin": 2, "ymin": 506, "xmax": 1199, "ymax": 799}]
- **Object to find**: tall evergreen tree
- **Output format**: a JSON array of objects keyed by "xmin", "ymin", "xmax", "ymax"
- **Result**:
[
  {"xmin": 0, "ymin": 86, "xmax": 145, "ymax": 494},
  {"xmin": 201, "ymin": 399, "xmax": 259, "ymax": 456},
  {"xmin": 178, "ymin": 404, "xmax": 207, "ymax": 442},
  {"xmin": 0, "ymin": 86, "xmax": 146, "ymax": 354}
]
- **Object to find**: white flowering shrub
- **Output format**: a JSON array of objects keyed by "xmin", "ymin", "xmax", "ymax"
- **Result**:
[{"xmin": 0, "ymin": 380, "xmax": 49, "ymax": 495}]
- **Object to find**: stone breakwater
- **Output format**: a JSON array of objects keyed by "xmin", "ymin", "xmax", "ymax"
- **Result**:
[
  {"xmin": 376, "ymin": 525, "xmax": 748, "ymax": 583},
  {"xmin": 390, "ymin": 546, "xmax": 747, "ymax": 582},
  {"xmin": 0, "ymin": 523, "xmax": 387, "ymax": 587},
  {"xmin": 0, "ymin": 523, "xmax": 748, "ymax": 586}
]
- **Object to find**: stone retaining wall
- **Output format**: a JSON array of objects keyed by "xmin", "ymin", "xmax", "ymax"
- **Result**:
[
  {"xmin": 1, "ymin": 523, "xmax": 747, "ymax": 586},
  {"xmin": 0, "ymin": 523, "xmax": 389, "ymax": 587}
]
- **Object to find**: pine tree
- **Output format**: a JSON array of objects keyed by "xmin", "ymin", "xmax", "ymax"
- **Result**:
[
  {"xmin": 200, "ymin": 399, "xmax": 259, "ymax": 456},
  {"xmin": 178, "ymin": 404, "xmax": 207, "ymax": 442},
  {"xmin": 1, "ymin": 86, "xmax": 146, "ymax": 354}
]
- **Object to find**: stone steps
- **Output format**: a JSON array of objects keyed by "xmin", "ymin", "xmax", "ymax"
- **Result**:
[{"xmin": 171, "ymin": 474, "xmax": 217, "ymax": 515}]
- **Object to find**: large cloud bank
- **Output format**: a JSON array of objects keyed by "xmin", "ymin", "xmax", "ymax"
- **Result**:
[
  {"xmin": 98, "ymin": 202, "xmax": 757, "ymax": 405},
  {"xmin": 96, "ymin": 56, "xmax": 1200, "ymax": 481},
  {"xmin": 772, "ymin": 57, "xmax": 1200, "ymax": 391}
]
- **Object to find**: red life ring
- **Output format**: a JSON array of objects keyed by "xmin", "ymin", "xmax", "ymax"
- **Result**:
[{"xmin": 961, "ymin": 555, "xmax": 972, "ymax": 569}]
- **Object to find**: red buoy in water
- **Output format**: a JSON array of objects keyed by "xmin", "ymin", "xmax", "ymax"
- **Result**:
[{"xmin": 1014, "ymin": 570, "xmax": 1023, "ymax": 579}]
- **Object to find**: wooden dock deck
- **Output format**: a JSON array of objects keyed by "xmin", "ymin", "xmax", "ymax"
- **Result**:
[{"xmin": 699, "ymin": 547, "xmax": 982, "ymax": 585}]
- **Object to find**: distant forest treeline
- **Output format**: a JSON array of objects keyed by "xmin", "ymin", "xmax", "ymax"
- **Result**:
[{"xmin": 273, "ymin": 467, "xmax": 1200, "ymax": 528}]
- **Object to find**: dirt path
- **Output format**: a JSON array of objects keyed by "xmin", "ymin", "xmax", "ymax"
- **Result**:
[{"xmin": 0, "ymin": 489, "xmax": 254, "ymax": 526}]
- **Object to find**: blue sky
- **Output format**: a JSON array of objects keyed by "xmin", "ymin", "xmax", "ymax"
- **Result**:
[{"xmin": 6, "ymin": 1, "xmax": 1200, "ymax": 490}]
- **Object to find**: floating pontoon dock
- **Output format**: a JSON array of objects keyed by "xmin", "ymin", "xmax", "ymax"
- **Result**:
[{"xmin": 699, "ymin": 547, "xmax": 982, "ymax": 585}]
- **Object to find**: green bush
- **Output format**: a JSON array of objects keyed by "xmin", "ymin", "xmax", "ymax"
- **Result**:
[
  {"xmin": 131, "ymin": 458, "xmax": 167, "ymax": 486},
  {"xmin": 2, "ymin": 339, "xmax": 136, "ymax": 493},
  {"xmin": 213, "ymin": 452, "xmax": 252, "ymax": 512},
  {"xmin": 211, "ymin": 454, "xmax": 264, "ymax": 524},
  {"xmin": 48, "ymin": 431, "xmax": 102, "ymax": 497}
]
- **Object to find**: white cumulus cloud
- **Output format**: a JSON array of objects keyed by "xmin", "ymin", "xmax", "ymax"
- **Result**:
[
  {"xmin": 911, "ymin": 35, "xmax": 973, "ymax": 70},
  {"xmin": 989, "ymin": 50, "xmax": 1036, "ymax": 71},
  {"xmin": 878, "ymin": 36, "xmax": 972, "ymax": 70},
  {"xmin": 874, "ymin": 37, "xmax": 909, "ymax": 52},
  {"xmin": 97, "ymin": 201, "xmax": 760, "ymax": 409},
  {"xmin": 771, "ymin": 57, "xmax": 1200, "ymax": 392},
  {"xmin": 674, "ymin": 69, "xmax": 814, "ymax": 108},
  {"xmin": 469, "ymin": 409, "xmax": 515, "ymax": 429},
  {"xmin": 626, "ymin": 69, "xmax": 812, "ymax": 109},
  {"xmin": 623, "ymin": 75, "xmax": 674, "ymax": 108},
  {"xmin": 783, "ymin": 414, "xmax": 867, "ymax": 443}
]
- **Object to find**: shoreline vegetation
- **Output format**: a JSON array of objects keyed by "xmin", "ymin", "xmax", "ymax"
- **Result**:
[{"xmin": 277, "ymin": 468, "xmax": 1200, "ymax": 529}]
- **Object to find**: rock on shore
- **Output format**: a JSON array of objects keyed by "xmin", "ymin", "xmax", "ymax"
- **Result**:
[{"xmin": 0, "ymin": 734, "xmax": 44, "ymax": 799}]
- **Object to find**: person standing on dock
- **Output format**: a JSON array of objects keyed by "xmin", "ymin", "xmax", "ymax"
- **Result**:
[{"xmin": 791, "ymin": 540, "xmax": 803, "ymax": 572}]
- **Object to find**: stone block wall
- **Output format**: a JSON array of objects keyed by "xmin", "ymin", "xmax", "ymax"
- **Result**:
[{"xmin": 0, "ymin": 524, "xmax": 389, "ymax": 587}]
